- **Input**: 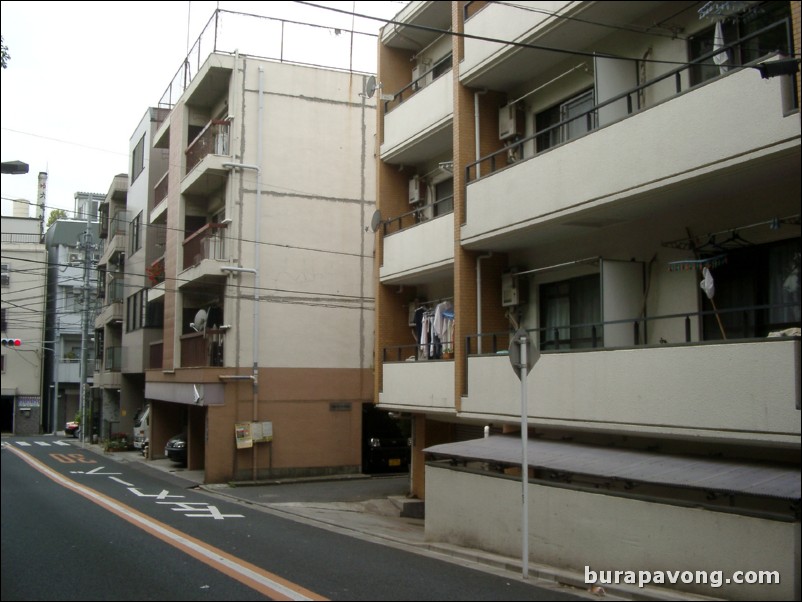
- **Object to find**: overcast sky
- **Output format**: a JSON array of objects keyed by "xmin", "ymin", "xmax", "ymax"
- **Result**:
[{"xmin": 0, "ymin": 1, "xmax": 406, "ymax": 219}]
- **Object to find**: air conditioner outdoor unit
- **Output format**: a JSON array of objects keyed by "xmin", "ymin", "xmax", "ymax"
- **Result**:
[
  {"xmin": 409, "ymin": 176, "xmax": 426, "ymax": 204},
  {"xmin": 501, "ymin": 270, "xmax": 527, "ymax": 307},
  {"xmin": 499, "ymin": 104, "xmax": 525, "ymax": 140},
  {"xmin": 69, "ymin": 253, "xmax": 80, "ymax": 264}
]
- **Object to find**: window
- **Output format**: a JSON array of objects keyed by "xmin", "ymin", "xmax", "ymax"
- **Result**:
[
  {"xmin": 535, "ymin": 89, "xmax": 596, "ymax": 152},
  {"xmin": 432, "ymin": 53, "xmax": 452, "ymax": 79},
  {"xmin": 539, "ymin": 274, "xmax": 601, "ymax": 350},
  {"xmin": 702, "ymin": 238, "xmax": 800, "ymax": 340},
  {"xmin": 130, "ymin": 212, "xmax": 142, "ymax": 254},
  {"xmin": 131, "ymin": 134, "xmax": 145, "ymax": 183},
  {"xmin": 433, "ymin": 178, "xmax": 454, "ymax": 217},
  {"xmin": 0, "ymin": 264, "xmax": 8, "ymax": 287},
  {"xmin": 1, "ymin": 308, "xmax": 6, "ymax": 331},
  {"xmin": 689, "ymin": 2, "xmax": 791, "ymax": 86}
]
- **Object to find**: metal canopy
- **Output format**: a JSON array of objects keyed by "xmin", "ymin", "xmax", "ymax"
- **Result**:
[{"xmin": 424, "ymin": 436, "xmax": 800, "ymax": 500}]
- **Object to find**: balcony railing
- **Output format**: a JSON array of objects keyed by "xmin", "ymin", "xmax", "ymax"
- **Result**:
[
  {"xmin": 154, "ymin": 171, "xmax": 169, "ymax": 205},
  {"xmin": 180, "ymin": 330, "xmax": 225, "ymax": 367},
  {"xmin": 381, "ymin": 302, "xmax": 800, "ymax": 362},
  {"xmin": 383, "ymin": 54, "xmax": 453, "ymax": 113},
  {"xmin": 466, "ymin": 19, "xmax": 795, "ymax": 183},
  {"xmin": 382, "ymin": 197, "xmax": 454, "ymax": 236},
  {"xmin": 185, "ymin": 120, "xmax": 230, "ymax": 174},
  {"xmin": 182, "ymin": 223, "xmax": 228, "ymax": 270},
  {"xmin": 97, "ymin": 346, "xmax": 122, "ymax": 372}
]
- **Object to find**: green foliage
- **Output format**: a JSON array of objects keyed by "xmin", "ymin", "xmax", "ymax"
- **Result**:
[{"xmin": 47, "ymin": 209, "xmax": 67, "ymax": 227}]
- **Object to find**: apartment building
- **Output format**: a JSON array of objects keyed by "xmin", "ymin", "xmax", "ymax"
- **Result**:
[
  {"xmin": 1, "ymin": 211, "xmax": 47, "ymax": 435},
  {"xmin": 44, "ymin": 218, "xmax": 98, "ymax": 434},
  {"xmin": 132, "ymin": 13, "xmax": 377, "ymax": 483},
  {"xmin": 374, "ymin": 2, "xmax": 800, "ymax": 598},
  {"xmin": 93, "ymin": 174, "xmax": 130, "ymax": 440}
]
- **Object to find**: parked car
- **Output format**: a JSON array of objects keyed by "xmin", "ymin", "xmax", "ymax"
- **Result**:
[
  {"xmin": 164, "ymin": 432, "xmax": 187, "ymax": 465},
  {"xmin": 362, "ymin": 405, "xmax": 411, "ymax": 474},
  {"xmin": 65, "ymin": 420, "xmax": 80, "ymax": 438},
  {"xmin": 132, "ymin": 404, "xmax": 151, "ymax": 456}
]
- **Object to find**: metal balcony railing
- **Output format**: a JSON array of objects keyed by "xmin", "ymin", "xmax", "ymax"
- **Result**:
[
  {"xmin": 466, "ymin": 19, "xmax": 795, "ymax": 183},
  {"xmin": 182, "ymin": 223, "xmax": 228, "ymax": 270},
  {"xmin": 185, "ymin": 120, "xmax": 230, "ymax": 174}
]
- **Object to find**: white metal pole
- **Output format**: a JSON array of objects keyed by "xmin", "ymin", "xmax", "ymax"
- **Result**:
[{"xmin": 520, "ymin": 331, "xmax": 529, "ymax": 580}]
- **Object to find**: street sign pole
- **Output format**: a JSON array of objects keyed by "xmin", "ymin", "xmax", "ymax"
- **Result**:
[
  {"xmin": 508, "ymin": 327, "xmax": 539, "ymax": 580},
  {"xmin": 519, "ymin": 331, "xmax": 529, "ymax": 580}
]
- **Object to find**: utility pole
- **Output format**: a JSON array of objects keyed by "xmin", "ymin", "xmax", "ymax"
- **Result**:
[{"xmin": 78, "ymin": 217, "xmax": 94, "ymax": 444}]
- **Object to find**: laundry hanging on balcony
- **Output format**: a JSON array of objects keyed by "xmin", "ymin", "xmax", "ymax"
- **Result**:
[
  {"xmin": 413, "ymin": 300, "xmax": 454, "ymax": 359},
  {"xmin": 667, "ymin": 253, "xmax": 728, "ymax": 272}
]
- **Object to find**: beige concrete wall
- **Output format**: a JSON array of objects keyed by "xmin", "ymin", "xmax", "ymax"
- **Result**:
[{"xmin": 425, "ymin": 465, "xmax": 799, "ymax": 600}]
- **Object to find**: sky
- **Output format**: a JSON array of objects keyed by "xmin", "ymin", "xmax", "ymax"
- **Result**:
[{"xmin": 0, "ymin": 1, "xmax": 407, "ymax": 220}]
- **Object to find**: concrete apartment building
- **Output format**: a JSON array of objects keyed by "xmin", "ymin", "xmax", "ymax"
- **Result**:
[
  {"xmin": 373, "ymin": 2, "xmax": 800, "ymax": 599},
  {"xmin": 124, "ymin": 11, "xmax": 378, "ymax": 483},
  {"xmin": 44, "ymin": 218, "xmax": 99, "ymax": 434},
  {"xmin": 93, "ymin": 174, "xmax": 130, "ymax": 440},
  {"xmin": 1, "ymin": 209, "xmax": 47, "ymax": 435}
]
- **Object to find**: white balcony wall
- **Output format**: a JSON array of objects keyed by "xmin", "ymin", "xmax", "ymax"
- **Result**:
[
  {"xmin": 380, "ymin": 214, "xmax": 454, "ymax": 282},
  {"xmin": 461, "ymin": 1, "xmax": 572, "ymax": 80},
  {"xmin": 380, "ymin": 74, "xmax": 453, "ymax": 160},
  {"xmin": 55, "ymin": 360, "xmax": 81, "ymax": 383},
  {"xmin": 462, "ymin": 339, "xmax": 800, "ymax": 443},
  {"xmin": 463, "ymin": 69, "xmax": 800, "ymax": 246},
  {"xmin": 380, "ymin": 360, "xmax": 455, "ymax": 412},
  {"xmin": 96, "ymin": 302, "xmax": 123, "ymax": 327}
]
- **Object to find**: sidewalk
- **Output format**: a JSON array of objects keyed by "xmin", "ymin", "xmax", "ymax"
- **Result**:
[{"xmin": 94, "ymin": 444, "xmax": 716, "ymax": 602}]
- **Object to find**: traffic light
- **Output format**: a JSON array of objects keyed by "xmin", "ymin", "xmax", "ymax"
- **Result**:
[{"xmin": 1, "ymin": 338, "xmax": 21, "ymax": 348}]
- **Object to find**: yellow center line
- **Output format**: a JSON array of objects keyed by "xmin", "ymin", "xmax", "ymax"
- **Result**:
[{"xmin": 6, "ymin": 445, "xmax": 328, "ymax": 602}]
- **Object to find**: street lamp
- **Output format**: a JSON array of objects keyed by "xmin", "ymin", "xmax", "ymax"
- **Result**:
[{"xmin": 1, "ymin": 160, "xmax": 29, "ymax": 174}]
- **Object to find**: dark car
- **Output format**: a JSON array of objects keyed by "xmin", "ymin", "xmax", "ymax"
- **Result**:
[
  {"xmin": 362, "ymin": 405, "xmax": 411, "ymax": 474},
  {"xmin": 164, "ymin": 433, "xmax": 187, "ymax": 465}
]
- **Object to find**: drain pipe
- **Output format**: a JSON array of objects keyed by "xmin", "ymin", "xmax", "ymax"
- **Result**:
[
  {"xmin": 477, "ymin": 252, "xmax": 493, "ymax": 354},
  {"xmin": 220, "ymin": 67, "xmax": 264, "ymax": 482},
  {"xmin": 474, "ymin": 89, "xmax": 487, "ymax": 178}
]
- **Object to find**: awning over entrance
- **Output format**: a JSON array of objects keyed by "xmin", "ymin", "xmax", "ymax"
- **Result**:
[{"xmin": 424, "ymin": 435, "xmax": 800, "ymax": 500}]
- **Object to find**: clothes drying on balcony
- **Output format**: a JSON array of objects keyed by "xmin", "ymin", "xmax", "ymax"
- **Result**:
[{"xmin": 413, "ymin": 301, "xmax": 454, "ymax": 360}]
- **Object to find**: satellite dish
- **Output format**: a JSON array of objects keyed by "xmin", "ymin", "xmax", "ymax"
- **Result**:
[
  {"xmin": 370, "ymin": 209, "xmax": 382, "ymax": 233},
  {"xmin": 191, "ymin": 308, "xmax": 208, "ymax": 333},
  {"xmin": 364, "ymin": 75, "xmax": 377, "ymax": 99}
]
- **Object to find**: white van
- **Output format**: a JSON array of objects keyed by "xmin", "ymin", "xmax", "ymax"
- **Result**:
[{"xmin": 133, "ymin": 404, "xmax": 151, "ymax": 455}]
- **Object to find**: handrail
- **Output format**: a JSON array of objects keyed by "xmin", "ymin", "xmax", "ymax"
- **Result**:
[{"xmin": 381, "ymin": 301, "xmax": 800, "ymax": 361}]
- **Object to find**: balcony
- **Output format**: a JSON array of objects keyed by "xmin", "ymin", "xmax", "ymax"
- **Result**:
[
  {"xmin": 460, "ymin": 336, "xmax": 800, "ymax": 445},
  {"xmin": 54, "ymin": 359, "xmax": 81, "ymax": 384},
  {"xmin": 186, "ymin": 119, "xmax": 230, "ymax": 173},
  {"xmin": 380, "ymin": 71, "xmax": 453, "ymax": 165},
  {"xmin": 180, "ymin": 330, "xmax": 225, "ymax": 368},
  {"xmin": 94, "ymin": 346, "xmax": 122, "ymax": 388},
  {"xmin": 462, "ymin": 64, "xmax": 800, "ymax": 250},
  {"xmin": 380, "ymin": 356, "xmax": 455, "ymax": 413},
  {"xmin": 380, "ymin": 213, "xmax": 454, "ymax": 284},
  {"xmin": 95, "ymin": 299, "xmax": 123, "ymax": 327},
  {"xmin": 179, "ymin": 224, "xmax": 229, "ymax": 289},
  {"xmin": 154, "ymin": 170, "xmax": 168, "ymax": 206}
]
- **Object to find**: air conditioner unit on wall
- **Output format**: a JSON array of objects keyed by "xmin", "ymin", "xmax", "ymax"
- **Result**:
[
  {"xmin": 409, "ymin": 176, "xmax": 426, "ymax": 204},
  {"xmin": 499, "ymin": 104, "xmax": 525, "ymax": 140},
  {"xmin": 69, "ymin": 253, "xmax": 80, "ymax": 264},
  {"xmin": 502, "ymin": 270, "xmax": 527, "ymax": 307}
]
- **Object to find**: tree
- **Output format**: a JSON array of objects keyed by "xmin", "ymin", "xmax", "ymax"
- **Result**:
[
  {"xmin": 1, "ymin": 36, "xmax": 9, "ymax": 69},
  {"xmin": 47, "ymin": 209, "xmax": 67, "ymax": 227}
]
